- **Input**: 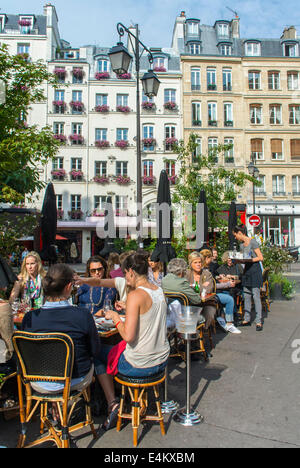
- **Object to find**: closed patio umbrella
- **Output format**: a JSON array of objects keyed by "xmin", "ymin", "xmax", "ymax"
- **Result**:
[
  {"xmin": 40, "ymin": 182, "xmax": 57, "ymax": 264},
  {"xmin": 228, "ymin": 201, "xmax": 238, "ymax": 250},
  {"xmin": 0, "ymin": 255, "xmax": 17, "ymax": 288},
  {"xmin": 99, "ymin": 197, "xmax": 119, "ymax": 259},
  {"xmin": 151, "ymin": 170, "xmax": 176, "ymax": 267},
  {"xmin": 197, "ymin": 189, "xmax": 209, "ymax": 250}
]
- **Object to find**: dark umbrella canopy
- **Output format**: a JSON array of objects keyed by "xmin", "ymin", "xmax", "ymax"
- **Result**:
[
  {"xmin": 197, "ymin": 189, "xmax": 209, "ymax": 250},
  {"xmin": 0, "ymin": 255, "xmax": 17, "ymax": 288},
  {"xmin": 99, "ymin": 197, "xmax": 119, "ymax": 259},
  {"xmin": 228, "ymin": 201, "xmax": 238, "ymax": 250},
  {"xmin": 151, "ymin": 170, "xmax": 176, "ymax": 264},
  {"xmin": 40, "ymin": 182, "xmax": 57, "ymax": 264}
]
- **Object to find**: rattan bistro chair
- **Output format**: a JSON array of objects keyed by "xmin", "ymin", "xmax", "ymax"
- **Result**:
[{"xmin": 12, "ymin": 331, "xmax": 98, "ymax": 449}]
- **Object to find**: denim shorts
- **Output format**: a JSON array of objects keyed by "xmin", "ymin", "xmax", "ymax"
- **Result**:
[
  {"xmin": 94, "ymin": 344, "xmax": 113, "ymax": 375},
  {"xmin": 117, "ymin": 352, "xmax": 168, "ymax": 378}
]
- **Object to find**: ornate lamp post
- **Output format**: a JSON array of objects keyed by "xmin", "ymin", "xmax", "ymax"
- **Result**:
[{"xmin": 108, "ymin": 23, "xmax": 160, "ymax": 247}]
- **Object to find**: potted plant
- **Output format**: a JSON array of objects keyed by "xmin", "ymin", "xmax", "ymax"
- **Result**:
[
  {"xmin": 93, "ymin": 175, "xmax": 109, "ymax": 184},
  {"xmin": 72, "ymin": 68, "xmax": 84, "ymax": 79},
  {"xmin": 69, "ymin": 134, "xmax": 84, "ymax": 144},
  {"xmin": 143, "ymin": 175, "xmax": 156, "ymax": 185},
  {"xmin": 116, "ymin": 175, "xmax": 131, "ymax": 185},
  {"xmin": 18, "ymin": 19, "xmax": 31, "ymax": 26},
  {"xmin": 115, "ymin": 140, "xmax": 129, "ymax": 149},
  {"xmin": 117, "ymin": 73, "xmax": 132, "ymax": 79},
  {"xmin": 269, "ymin": 273, "xmax": 295, "ymax": 300},
  {"xmin": 142, "ymin": 138, "xmax": 156, "ymax": 147},
  {"xmin": 92, "ymin": 209, "xmax": 105, "ymax": 217},
  {"xmin": 95, "ymin": 72, "xmax": 110, "ymax": 80},
  {"xmin": 164, "ymin": 101, "xmax": 177, "ymax": 111},
  {"xmin": 53, "ymin": 134, "xmax": 67, "ymax": 143},
  {"xmin": 165, "ymin": 137, "xmax": 178, "ymax": 150},
  {"xmin": 168, "ymin": 174, "xmax": 178, "ymax": 185},
  {"xmin": 95, "ymin": 140, "xmax": 110, "ymax": 148},
  {"xmin": 68, "ymin": 210, "xmax": 83, "ymax": 220},
  {"xmin": 70, "ymin": 101, "xmax": 84, "ymax": 112},
  {"xmin": 142, "ymin": 101, "xmax": 156, "ymax": 110},
  {"xmin": 51, "ymin": 169, "xmax": 66, "ymax": 180},
  {"xmin": 261, "ymin": 242, "xmax": 295, "ymax": 300},
  {"xmin": 116, "ymin": 105, "xmax": 131, "ymax": 113},
  {"xmin": 154, "ymin": 66, "xmax": 167, "ymax": 72},
  {"xmin": 70, "ymin": 169, "xmax": 83, "ymax": 180},
  {"xmin": 95, "ymin": 105, "xmax": 109, "ymax": 113}
]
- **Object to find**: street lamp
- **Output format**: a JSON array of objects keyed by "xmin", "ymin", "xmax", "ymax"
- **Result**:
[
  {"xmin": 108, "ymin": 24, "xmax": 160, "ymax": 248},
  {"xmin": 247, "ymin": 160, "xmax": 260, "ymax": 215}
]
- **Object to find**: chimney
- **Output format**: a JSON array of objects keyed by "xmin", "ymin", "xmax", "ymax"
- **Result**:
[
  {"xmin": 180, "ymin": 11, "xmax": 186, "ymax": 18},
  {"xmin": 281, "ymin": 26, "xmax": 297, "ymax": 40},
  {"xmin": 171, "ymin": 11, "xmax": 186, "ymax": 52},
  {"xmin": 231, "ymin": 17, "xmax": 240, "ymax": 38}
]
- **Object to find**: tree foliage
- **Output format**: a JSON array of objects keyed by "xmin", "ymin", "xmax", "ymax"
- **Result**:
[{"xmin": 0, "ymin": 44, "xmax": 60, "ymax": 203}]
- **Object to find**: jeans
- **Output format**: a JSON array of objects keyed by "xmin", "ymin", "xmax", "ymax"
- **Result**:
[
  {"xmin": 243, "ymin": 287, "xmax": 262, "ymax": 324},
  {"xmin": 216, "ymin": 292, "xmax": 234, "ymax": 322},
  {"xmin": 117, "ymin": 352, "xmax": 168, "ymax": 378}
]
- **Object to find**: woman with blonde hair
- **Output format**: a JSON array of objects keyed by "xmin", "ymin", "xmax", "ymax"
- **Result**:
[{"xmin": 10, "ymin": 251, "xmax": 46, "ymax": 309}]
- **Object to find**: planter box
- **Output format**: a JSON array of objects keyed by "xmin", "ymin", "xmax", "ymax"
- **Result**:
[{"xmin": 270, "ymin": 283, "xmax": 285, "ymax": 300}]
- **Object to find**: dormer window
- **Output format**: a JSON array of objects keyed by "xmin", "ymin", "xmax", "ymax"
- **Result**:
[
  {"xmin": 187, "ymin": 21, "xmax": 199, "ymax": 36},
  {"xmin": 189, "ymin": 42, "xmax": 201, "ymax": 55},
  {"xmin": 219, "ymin": 43, "xmax": 232, "ymax": 56},
  {"xmin": 97, "ymin": 58, "xmax": 110, "ymax": 73},
  {"xmin": 218, "ymin": 23, "xmax": 229, "ymax": 37},
  {"xmin": 283, "ymin": 42, "xmax": 298, "ymax": 57},
  {"xmin": 0, "ymin": 15, "xmax": 6, "ymax": 33},
  {"xmin": 18, "ymin": 16, "xmax": 33, "ymax": 34},
  {"xmin": 153, "ymin": 57, "xmax": 167, "ymax": 72},
  {"xmin": 245, "ymin": 41, "xmax": 261, "ymax": 56}
]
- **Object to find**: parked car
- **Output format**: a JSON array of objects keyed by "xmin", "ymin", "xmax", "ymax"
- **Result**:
[{"xmin": 284, "ymin": 246, "xmax": 299, "ymax": 262}]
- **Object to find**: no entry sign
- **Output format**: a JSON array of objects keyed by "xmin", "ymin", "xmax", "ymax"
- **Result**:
[{"xmin": 249, "ymin": 214, "xmax": 261, "ymax": 227}]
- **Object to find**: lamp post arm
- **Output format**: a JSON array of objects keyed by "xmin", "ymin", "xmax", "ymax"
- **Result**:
[{"xmin": 116, "ymin": 22, "xmax": 154, "ymax": 66}]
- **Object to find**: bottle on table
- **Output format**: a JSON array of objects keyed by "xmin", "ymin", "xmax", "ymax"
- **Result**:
[{"xmin": 194, "ymin": 281, "xmax": 200, "ymax": 293}]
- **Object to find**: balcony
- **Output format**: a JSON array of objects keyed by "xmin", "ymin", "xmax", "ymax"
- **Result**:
[
  {"xmin": 224, "ymin": 120, "xmax": 233, "ymax": 127},
  {"xmin": 52, "ymin": 101, "xmax": 66, "ymax": 114},
  {"xmin": 223, "ymin": 84, "xmax": 232, "ymax": 91},
  {"xmin": 224, "ymin": 157, "xmax": 234, "ymax": 164},
  {"xmin": 93, "ymin": 176, "xmax": 109, "ymax": 184},
  {"xmin": 116, "ymin": 105, "xmax": 131, "ymax": 113},
  {"xmin": 95, "ymin": 140, "xmax": 110, "ymax": 148},
  {"xmin": 51, "ymin": 169, "xmax": 66, "ymax": 181},
  {"xmin": 164, "ymin": 102, "xmax": 178, "ymax": 112},
  {"xmin": 115, "ymin": 175, "xmax": 131, "ymax": 185},
  {"xmin": 70, "ymin": 170, "xmax": 84, "ymax": 181},
  {"xmin": 95, "ymin": 105, "xmax": 110, "ymax": 113},
  {"xmin": 68, "ymin": 210, "xmax": 83, "ymax": 220},
  {"xmin": 192, "ymin": 120, "xmax": 202, "ymax": 127},
  {"xmin": 208, "ymin": 120, "xmax": 217, "ymax": 127},
  {"xmin": 273, "ymin": 192, "xmax": 286, "ymax": 197},
  {"xmin": 70, "ymin": 101, "xmax": 84, "ymax": 114},
  {"xmin": 69, "ymin": 135, "xmax": 84, "ymax": 145},
  {"xmin": 142, "ymin": 138, "xmax": 156, "ymax": 151},
  {"xmin": 191, "ymin": 85, "xmax": 201, "ymax": 91},
  {"xmin": 115, "ymin": 140, "xmax": 129, "ymax": 149},
  {"xmin": 207, "ymin": 84, "xmax": 217, "ymax": 91}
]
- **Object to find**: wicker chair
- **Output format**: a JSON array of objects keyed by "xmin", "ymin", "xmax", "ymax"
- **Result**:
[
  {"xmin": 12, "ymin": 331, "xmax": 98, "ymax": 448},
  {"xmin": 261, "ymin": 268, "xmax": 271, "ymax": 314}
]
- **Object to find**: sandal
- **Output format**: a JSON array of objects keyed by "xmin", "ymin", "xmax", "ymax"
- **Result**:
[{"xmin": 101, "ymin": 399, "xmax": 119, "ymax": 431}]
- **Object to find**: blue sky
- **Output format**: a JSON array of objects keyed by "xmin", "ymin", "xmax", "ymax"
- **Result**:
[{"xmin": 1, "ymin": 0, "xmax": 299, "ymax": 48}]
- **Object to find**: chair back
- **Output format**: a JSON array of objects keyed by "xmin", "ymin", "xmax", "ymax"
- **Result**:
[
  {"xmin": 262, "ymin": 268, "xmax": 270, "ymax": 283},
  {"xmin": 12, "ymin": 331, "xmax": 74, "ymax": 384},
  {"xmin": 164, "ymin": 292, "xmax": 190, "ymax": 306}
]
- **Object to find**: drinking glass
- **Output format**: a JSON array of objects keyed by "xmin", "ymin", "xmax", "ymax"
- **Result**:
[{"xmin": 103, "ymin": 299, "xmax": 112, "ymax": 313}]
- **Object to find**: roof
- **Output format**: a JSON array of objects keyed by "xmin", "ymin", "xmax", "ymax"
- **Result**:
[{"xmin": 0, "ymin": 14, "xmax": 46, "ymax": 35}]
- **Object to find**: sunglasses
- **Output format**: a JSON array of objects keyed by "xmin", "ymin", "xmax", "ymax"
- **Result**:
[{"xmin": 89, "ymin": 267, "xmax": 104, "ymax": 274}]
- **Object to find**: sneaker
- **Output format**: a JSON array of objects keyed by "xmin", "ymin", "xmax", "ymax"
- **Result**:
[
  {"xmin": 225, "ymin": 323, "xmax": 242, "ymax": 334},
  {"xmin": 216, "ymin": 317, "xmax": 227, "ymax": 331}
]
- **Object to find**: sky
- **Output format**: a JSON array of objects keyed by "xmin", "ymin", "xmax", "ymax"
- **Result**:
[{"xmin": 1, "ymin": 0, "xmax": 300, "ymax": 49}]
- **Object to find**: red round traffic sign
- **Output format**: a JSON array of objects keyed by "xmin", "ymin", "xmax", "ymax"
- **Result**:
[{"xmin": 249, "ymin": 214, "xmax": 261, "ymax": 227}]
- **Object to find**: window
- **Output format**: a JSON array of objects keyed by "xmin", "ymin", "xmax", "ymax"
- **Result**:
[
  {"xmin": 271, "ymin": 139, "xmax": 284, "ymax": 160},
  {"xmin": 268, "ymin": 71, "xmax": 280, "ymax": 90},
  {"xmin": 52, "ymin": 157, "xmax": 64, "ymax": 170},
  {"xmin": 249, "ymin": 71, "xmax": 261, "ymax": 90},
  {"xmin": 55, "ymin": 90, "xmax": 65, "ymax": 101},
  {"xmin": 250, "ymin": 105, "xmax": 262, "ymax": 124},
  {"xmin": 255, "ymin": 175, "xmax": 266, "ymax": 195},
  {"xmin": 53, "ymin": 122, "xmax": 64, "ymax": 135},
  {"xmin": 71, "ymin": 90, "xmax": 83, "ymax": 114},
  {"xmin": 116, "ymin": 161, "xmax": 128, "ymax": 176},
  {"xmin": 292, "ymin": 176, "xmax": 300, "ymax": 195},
  {"xmin": 143, "ymin": 125, "xmax": 154, "ymax": 150},
  {"xmin": 224, "ymin": 138, "xmax": 234, "ymax": 163},
  {"xmin": 142, "ymin": 92, "xmax": 154, "ymax": 103},
  {"xmin": 223, "ymin": 69, "xmax": 232, "ymax": 91},
  {"xmin": 153, "ymin": 57, "xmax": 166, "ymax": 69},
  {"xmin": 218, "ymin": 23, "xmax": 229, "ymax": 37},
  {"xmin": 207, "ymin": 68, "xmax": 216, "ymax": 90},
  {"xmin": 191, "ymin": 67, "xmax": 201, "ymax": 91},
  {"xmin": 71, "ymin": 195, "xmax": 81, "ymax": 211},
  {"xmin": 288, "ymin": 72, "xmax": 299, "ymax": 90},
  {"xmin": 73, "ymin": 68, "xmax": 83, "ymax": 84},
  {"xmin": 116, "ymin": 128, "xmax": 128, "ymax": 141},
  {"xmin": 96, "ymin": 94, "xmax": 108, "ymax": 106},
  {"xmin": 208, "ymin": 138, "xmax": 218, "ymax": 163},
  {"xmin": 189, "ymin": 43, "xmax": 201, "ymax": 55},
  {"xmin": 224, "ymin": 103, "xmax": 233, "ymax": 126},
  {"xmin": 71, "ymin": 158, "xmax": 82, "ymax": 171},
  {"xmin": 117, "ymin": 94, "xmax": 128, "ymax": 107},
  {"xmin": 219, "ymin": 44, "xmax": 232, "ymax": 56},
  {"xmin": 289, "ymin": 105, "xmax": 300, "ymax": 124},
  {"xmin": 94, "ymin": 195, "xmax": 106, "ymax": 210},
  {"xmin": 283, "ymin": 43, "xmax": 298, "ymax": 57},
  {"xmin": 95, "ymin": 128, "xmax": 107, "ymax": 141},
  {"xmin": 17, "ymin": 43, "xmax": 30, "ymax": 55},
  {"xmin": 251, "ymin": 139, "xmax": 264, "ymax": 160},
  {"xmin": 97, "ymin": 58, "xmax": 109, "ymax": 72},
  {"xmin": 165, "ymin": 160, "xmax": 176, "ymax": 176},
  {"xmin": 95, "ymin": 161, "xmax": 107, "ymax": 177},
  {"xmin": 72, "ymin": 123, "xmax": 82, "ymax": 135},
  {"xmin": 208, "ymin": 102, "xmax": 217, "ymax": 125},
  {"xmin": 72, "ymin": 90, "xmax": 82, "ymax": 102},
  {"xmin": 291, "ymin": 139, "xmax": 300, "ymax": 161},
  {"xmin": 187, "ymin": 22, "xmax": 199, "ymax": 35},
  {"xmin": 192, "ymin": 102, "xmax": 201, "ymax": 126},
  {"xmin": 245, "ymin": 42, "xmax": 261, "ymax": 56},
  {"xmin": 115, "ymin": 195, "xmax": 128, "ymax": 211},
  {"xmin": 272, "ymin": 175, "xmax": 285, "ymax": 196},
  {"xmin": 56, "ymin": 194, "xmax": 63, "ymax": 211},
  {"xmin": 19, "ymin": 16, "xmax": 33, "ymax": 34},
  {"xmin": 165, "ymin": 125, "xmax": 176, "ymax": 150},
  {"xmin": 192, "ymin": 138, "xmax": 202, "ymax": 163},
  {"xmin": 270, "ymin": 105, "xmax": 282, "ymax": 125},
  {"xmin": 143, "ymin": 161, "xmax": 154, "ymax": 177},
  {"xmin": 164, "ymin": 89, "xmax": 176, "ymax": 103}
]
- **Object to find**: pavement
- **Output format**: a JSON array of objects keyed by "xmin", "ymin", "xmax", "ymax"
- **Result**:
[{"xmin": 1, "ymin": 266, "xmax": 300, "ymax": 449}]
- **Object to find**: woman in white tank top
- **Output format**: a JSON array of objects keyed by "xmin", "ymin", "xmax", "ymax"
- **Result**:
[{"xmin": 104, "ymin": 253, "xmax": 170, "ymax": 377}]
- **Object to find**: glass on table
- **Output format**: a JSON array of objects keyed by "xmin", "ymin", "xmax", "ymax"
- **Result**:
[{"xmin": 103, "ymin": 298, "xmax": 112, "ymax": 313}]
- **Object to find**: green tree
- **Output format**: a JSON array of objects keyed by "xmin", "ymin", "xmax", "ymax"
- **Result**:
[{"xmin": 0, "ymin": 44, "xmax": 61, "ymax": 204}]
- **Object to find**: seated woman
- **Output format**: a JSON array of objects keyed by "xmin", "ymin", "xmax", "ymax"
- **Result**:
[
  {"xmin": 77, "ymin": 256, "xmax": 116, "ymax": 314},
  {"xmin": 201, "ymin": 250, "xmax": 241, "ymax": 334},
  {"xmin": 161, "ymin": 257, "xmax": 210, "ymax": 328},
  {"xmin": 148, "ymin": 257, "xmax": 164, "ymax": 287},
  {"xmin": 21, "ymin": 263, "xmax": 120, "ymax": 430},
  {"xmin": 103, "ymin": 253, "xmax": 170, "ymax": 378},
  {"xmin": 107, "ymin": 252, "xmax": 124, "ymax": 279},
  {"xmin": 10, "ymin": 251, "xmax": 46, "ymax": 309}
]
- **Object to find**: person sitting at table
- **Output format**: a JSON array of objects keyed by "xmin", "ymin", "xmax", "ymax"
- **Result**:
[
  {"xmin": 77, "ymin": 256, "xmax": 117, "ymax": 315},
  {"xmin": 148, "ymin": 257, "xmax": 164, "ymax": 287},
  {"xmin": 103, "ymin": 253, "xmax": 170, "ymax": 377},
  {"xmin": 161, "ymin": 257, "xmax": 214, "ymax": 329},
  {"xmin": 107, "ymin": 252, "xmax": 124, "ymax": 279},
  {"xmin": 0, "ymin": 295, "xmax": 15, "ymax": 372},
  {"xmin": 21, "ymin": 263, "xmax": 120, "ymax": 431},
  {"xmin": 10, "ymin": 251, "xmax": 46, "ymax": 309}
]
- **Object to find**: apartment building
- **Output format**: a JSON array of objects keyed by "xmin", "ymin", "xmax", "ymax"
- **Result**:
[
  {"xmin": 0, "ymin": 4, "xmax": 182, "ymax": 262},
  {"xmin": 172, "ymin": 11, "xmax": 300, "ymax": 246}
]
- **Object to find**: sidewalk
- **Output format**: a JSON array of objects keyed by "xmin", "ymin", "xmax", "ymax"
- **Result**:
[{"xmin": 1, "ymin": 294, "xmax": 300, "ymax": 448}]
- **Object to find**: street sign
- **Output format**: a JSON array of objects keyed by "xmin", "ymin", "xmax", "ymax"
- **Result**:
[{"xmin": 249, "ymin": 214, "xmax": 261, "ymax": 227}]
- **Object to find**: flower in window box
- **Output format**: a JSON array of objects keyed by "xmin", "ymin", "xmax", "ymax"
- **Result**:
[
  {"xmin": 70, "ymin": 170, "xmax": 83, "ymax": 180},
  {"xmin": 17, "ymin": 53, "xmax": 29, "ymax": 61},
  {"xmin": 141, "ymin": 101, "xmax": 156, "ymax": 110},
  {"xmin": 51, "ymin": 169, "xmax": 66, "ymax": 179},
  {"xmin": 142, "ymin": 138, "xmax": 156, "ymax": 147},
  {"xmin": 115, "ymin": 140, "xmax": 129, "ymax": 149},
  {"xmin": 68, "ymin": 210, "xmax": 83, "ymax": 220},
  {"xmin": 143, "ymin": 176, "xmax": 156, "ymax": 185},
  {"xmin": 72, "ymin": 68, "xmax": 84, "ymax": 79},
  {"xmin": 165, "ymin": 137, "xmax": 178, "ymax": 147},
  {"xmin": 117, "ymin": 73, "xmax": 132, "ymax": 79},
  {"xmin": 70, "ymin": 101, "xmax": 84, "ymax": 111},
  {"xmin": 116, "ymin": 208, "xmax": 128, "ymax": 217},
  {"xmin": 92, "ymin": 209, "xmax": 105, "ymax": 217},
  {"xmin": 53, "ymin": 134, "xmax": 67, "ymax": 143},
  {"xmin": 69, "ymin": 134, "xmax": 84, "ymax": 144},
  {"xmin": 18, "ymin": 19, "xmax": 31, "ymax": 26},
  {"xmin": 57, "ymin": 209, "xmax": 64, "ymax": 220},
  {"xmin": 154, "ymin": 66, "xmax": 167, "ymax": 72},
  {"xmin": 116, "ymin": 105, "xmax": 131, "ymax": 113},
  {"xmin": 95, "ymin": 140, "xmax": 110, "ymax": 148},
  {"xmin": 164, "ymin": 101, "xmax": 177, "ymax": 110},
  {"xmin": 93, "ymin": 175, "xmax": 109, "ymax": 184},
  {"xmin": 116, "ymin": 175, "xmax": 131, "ymax": 185},
  {"xmin": 95, "ymin": 105, "xmax": 110, "ymax": 113},
  {"xmin": 53, "ymin": 100, "xmax": 66, "ymax": 108},
  {"xmin": 168, "ymin": 175, "xmax": 178, "ymax": 185},
  {"xmin": 95, "ymin": 72, "xmax": 110, "ymax": 80}
]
